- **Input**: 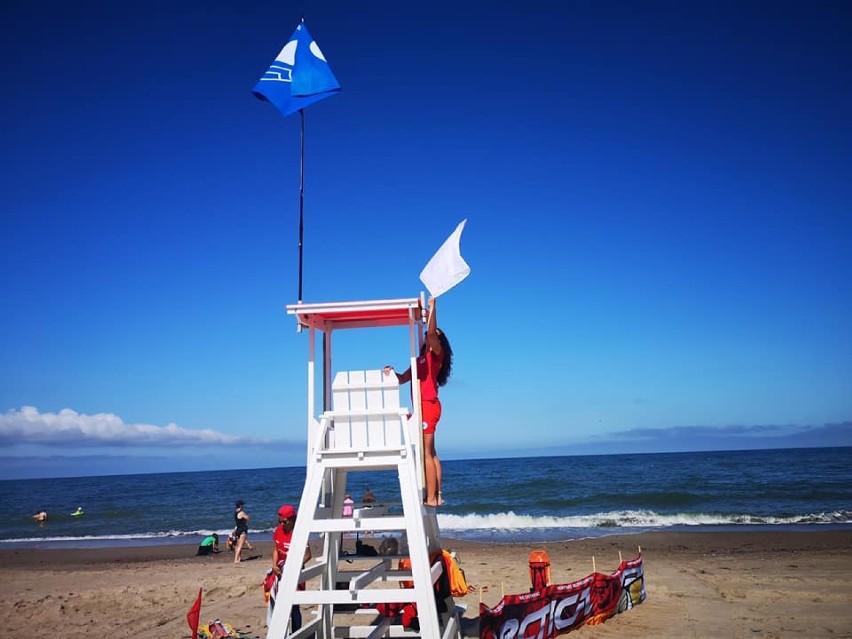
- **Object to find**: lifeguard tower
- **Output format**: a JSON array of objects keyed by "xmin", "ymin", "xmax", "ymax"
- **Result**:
[{"xmin": 268, "ymin": 296, "xmax": 461, "ymax": 639}]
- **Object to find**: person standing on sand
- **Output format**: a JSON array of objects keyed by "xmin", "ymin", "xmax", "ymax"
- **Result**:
[
  {"xmin": 268, "ymin": 504, "xmax": 312, "ymax": 630},
  {"xmin": 233, "ymin": 500, "xmax": 250, "ymax": 563},
  {"xmin": 383, "ymin": 296, "xmax": 453, "ymax": 507}
]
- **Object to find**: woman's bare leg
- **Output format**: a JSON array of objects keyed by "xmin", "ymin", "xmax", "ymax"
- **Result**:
[
  {"xmin": 435, "ymin": 455, "xmax": 443, "ymax": 505},
  {"xmin": 423, "ymin": 433, "xmax": 439, "ymax": 506},
  {"xmin": 234, "ymin": 533, "xmax": 246, "ymax": 563}
]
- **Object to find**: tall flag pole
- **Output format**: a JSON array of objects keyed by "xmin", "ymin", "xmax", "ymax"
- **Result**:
[
  {"xmin": 299, "ymin": 109, "xmax": 306, "ymax": 302},
  {"xmin": 253, "ymin": 19, "xmax": 341, "ymax": 303}
]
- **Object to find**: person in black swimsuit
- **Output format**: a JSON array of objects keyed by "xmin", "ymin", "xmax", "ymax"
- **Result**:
[{"xmin": 233, "ymin": 500, "xmax": 250, "ymax": 563}]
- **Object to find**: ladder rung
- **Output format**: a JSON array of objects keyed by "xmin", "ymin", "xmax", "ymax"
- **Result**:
[
  {"xmin": 440, "ymin": 614, "xmax": 459, "ymax": 639},
  {"xmin": 331, "ymin": 383, "xmax": 399, "ymax": 392},
  {"xmin": 338, "ymin": 554, "xmax": 409, "ymax": 564},
  {"xmin": 337, "ymin": 569, "xmax": 411, "ymax": 581},
  {"xmin": 363, "ymin": 617, "xmax": 391, "ymax": 639},
  {"xmin": 323, "ymin": 408, "xmax": 409, "ymax": 418},
  {"xmin": 293, "ymin": 588, "xmax": 421, "ymax": 605},
  {"xmin": 332, "ymin": 624, "xmax": 412, "ymax": 639},
  {"xmin": 348, "ymin": 559, "xmax": 392, "ymax": 591},
  {"xmin": 288, "ymin": 617, "xmax": 322, "ymax": 639},
  {"xmin": 301, "ymin": 559, "xmax": 326, "ymax": 581},
  {"xmin": 309, "ymin": 516, "xmax": 409, "ymax": 533},
  {"xmin": 315, "ymin": 448, "xmax": 410, "ymax": 464}
]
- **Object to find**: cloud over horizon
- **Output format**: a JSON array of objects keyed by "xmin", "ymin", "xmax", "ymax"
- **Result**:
[{"xmin": 0, "ymin": 406, "xmax": 272, "ymax": 448}]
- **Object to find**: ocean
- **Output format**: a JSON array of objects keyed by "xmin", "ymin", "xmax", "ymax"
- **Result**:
[{"xmin": 1, "ymin": 447, "xmax": 849, "ymax": 549}]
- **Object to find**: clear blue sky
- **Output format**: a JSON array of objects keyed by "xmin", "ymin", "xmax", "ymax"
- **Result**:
[{"xmin": 2, "ymin": 1, "xmax": 850, "ymax": 479}]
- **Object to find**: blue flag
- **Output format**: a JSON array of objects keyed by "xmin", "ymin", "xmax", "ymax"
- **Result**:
[{"xmin": 252, "ymin": 22, "xmax": 341, "ymax": 118}]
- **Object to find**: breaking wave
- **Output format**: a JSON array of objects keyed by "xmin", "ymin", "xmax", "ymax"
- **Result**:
[
  {"xmin": 2, "ymin": 511, "xmax": 850, "ymax": 548},
  {"xmin": 438, "ymin": 509, "xmax": 852, "ymax": 531}
]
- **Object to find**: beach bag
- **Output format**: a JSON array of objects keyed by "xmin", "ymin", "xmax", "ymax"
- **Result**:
[{"xmin": 441, "ymin": 550, "xmax": 472, "ymax": 597}]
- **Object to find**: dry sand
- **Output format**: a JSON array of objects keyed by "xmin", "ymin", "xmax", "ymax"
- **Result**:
[{"xmin": 2, "ymin": 530, "xmax": 850, "ymax": 639}]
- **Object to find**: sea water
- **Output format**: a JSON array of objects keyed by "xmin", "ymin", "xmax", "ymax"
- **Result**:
[{"xmin": 1, "ymin": 447, "xmax": 849, "ymax": 548}]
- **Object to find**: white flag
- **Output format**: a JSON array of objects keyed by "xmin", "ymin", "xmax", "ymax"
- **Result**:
[{"xmin": 419, "ymin": 219, "xmax": 471, "ymax": 298}]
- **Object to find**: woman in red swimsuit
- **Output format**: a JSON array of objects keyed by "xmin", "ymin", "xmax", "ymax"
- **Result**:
[{"xmin": 384, "ymin": 297, "xmax": 453, "ymax": 507}]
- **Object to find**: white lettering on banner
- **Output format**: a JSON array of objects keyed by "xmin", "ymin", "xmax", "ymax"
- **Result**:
[
  {"xmin": 553, "ymin": 587, "xmax": 592, "ymax": 630},
  {"xmin": 518, "ymin": 600, "xmax": 552, "ymax": 639},
  {"xmin": 496, "ymin": 589, "xmax": 592, "ymax": 639},
  {"xmin": 497, "ymin": 618, "xmax": 519, "ymax": 639}
]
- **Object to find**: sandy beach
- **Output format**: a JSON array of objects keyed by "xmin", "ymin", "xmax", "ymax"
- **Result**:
[{"xmin": 2, "ymin": 530, "xmax": 850, "ymax": 639}]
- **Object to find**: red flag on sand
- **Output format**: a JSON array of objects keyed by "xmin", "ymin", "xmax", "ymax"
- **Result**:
[{"xmin": 187, "ymin": 587, "xmax": 202, "ymax": 639}]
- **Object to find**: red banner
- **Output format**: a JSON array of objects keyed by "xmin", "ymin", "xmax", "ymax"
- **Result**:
[{"xmin": 480, "ymin": 556, "xmax": 645, "ymax": 639}]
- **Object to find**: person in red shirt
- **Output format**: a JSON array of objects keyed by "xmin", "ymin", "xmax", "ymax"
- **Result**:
[
  {"xmin": 269, "ymin": 504, "xmax": 312, "ymax": 630},
  {"xmin": 383, "ymin": 296, "xmax": 454, "ymax": 507}
]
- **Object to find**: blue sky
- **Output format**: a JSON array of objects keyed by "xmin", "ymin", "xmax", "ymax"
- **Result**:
[{"xmin": 1, "ymin": 1, "xmax": 850, "ymax": 479}]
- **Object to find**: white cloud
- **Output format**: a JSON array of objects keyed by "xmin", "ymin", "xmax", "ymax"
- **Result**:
[{"xmin": 0, "ymin": 406, "xmax": 270, "ymax": 447}]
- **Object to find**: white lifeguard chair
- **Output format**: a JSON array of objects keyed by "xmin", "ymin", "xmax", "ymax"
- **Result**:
[{"xmin": 268, "ymin": 296, "xmax": 461, "ymax": 639}]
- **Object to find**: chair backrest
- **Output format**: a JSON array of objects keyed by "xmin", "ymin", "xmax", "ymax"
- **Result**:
[{"xmin": 329, "ymin": 370, "xmax": 405, "ymax": 449}]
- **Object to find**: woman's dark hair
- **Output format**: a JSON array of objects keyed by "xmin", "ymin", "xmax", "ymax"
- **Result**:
[
  {"xmin": 436, "ymin": 331, "xmax": 453, "ymax": 386},
  {"xmin": 420, "ymin": 330, "xmax": 453, "ymax": 386}
]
